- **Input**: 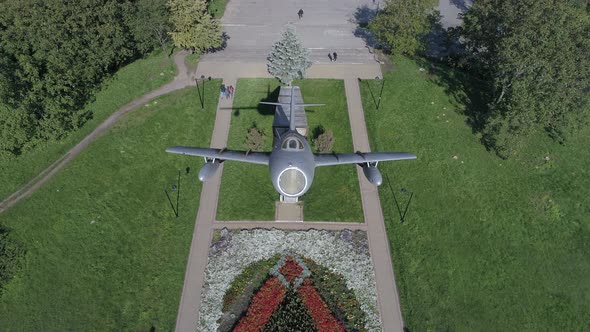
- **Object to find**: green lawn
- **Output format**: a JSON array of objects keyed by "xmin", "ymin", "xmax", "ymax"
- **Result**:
[
  {"xmin": 209, "ymin": 0, "xmax": 229, "ymax": 18},
  {"xmin": 361, "ymin": 56, "xmax": 590, "ymax": 330},
  {"xmin": 216, "ymin": 79, "xmax": 363, "ymax": 222},
  {"xmin": 0, "ymin": 86, "xmax": 218, "ymax": 330},
  {"xmin": 0, "ymin": 50, "xmax": 176, "ymax": 201}
]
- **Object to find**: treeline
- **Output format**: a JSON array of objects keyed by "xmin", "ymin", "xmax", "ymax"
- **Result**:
[
  {"xmin": 0, "ymin": 0, "xmax": 171, "ymax": 158},
  {"xmin": 370, "ymin": 0, "xmax": 590, "ymax": 158}
]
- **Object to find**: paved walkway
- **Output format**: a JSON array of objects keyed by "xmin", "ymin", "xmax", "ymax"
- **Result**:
[
  {"xmin": 0, "ymin": 51, "xmax": 195, "ymax": 214},
  {"xmin": 175, "ymin": 60, "xmax": 404, "ymax": 332}
]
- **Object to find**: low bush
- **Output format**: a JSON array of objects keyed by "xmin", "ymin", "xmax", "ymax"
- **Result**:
[
  {"xmin": 0, "ymin": 226, "xmax": 25, "ymax": 296},
  {"xmin": 314, "ymin": 129, "xmax": 335, "ymax": 153},
  {"xmin": 245, "ymin": 126, "xmax": 266, "ymax": 151}
]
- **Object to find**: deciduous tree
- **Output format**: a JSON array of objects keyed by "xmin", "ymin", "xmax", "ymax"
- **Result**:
[
  {"xmin": 130, "ymin": 0, "xmax": 171, "ymax": 52},
  {"xmin": 167, "ymin": 0, "xmax": 222, "ymax": 52},
  {"xmin": 368, "ymin": 0, "xmax": 434, "ymax": 55},
  {"xmin": 0, "ymin": 0, "xmax": 170, "ymax": 157},
  {"xmin": 462, "ymin": 0, "xmax": 590, "ymax": 157}
]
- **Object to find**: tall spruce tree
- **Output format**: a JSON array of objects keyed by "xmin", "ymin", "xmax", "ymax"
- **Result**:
[
  {"xmin": 167, "ymin": 0, "xmax": 222, "ymax": 52},
  {"xmin": 267, "ymin": 26, "xmax": 312, "ymax": 86}
]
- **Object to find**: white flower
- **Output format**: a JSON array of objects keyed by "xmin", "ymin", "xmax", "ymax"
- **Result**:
[{"xmin": 198, "ymin": 229, "xmax": 382, "ymax": 331}]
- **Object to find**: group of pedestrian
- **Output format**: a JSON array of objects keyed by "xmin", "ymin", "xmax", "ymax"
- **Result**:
[
  {"xmin": 220, "ymin": 84, "xmax": 234, "ymax": 99},
  {"xmin": 328, "ymin": 52, "xmax": 338, "ymax": 62}
]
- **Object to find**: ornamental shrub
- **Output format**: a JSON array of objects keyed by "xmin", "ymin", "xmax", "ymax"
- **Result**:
[
  {"xmin": 245, "ymin": 126, "xmax": 265, "ymax": 151},
  {"xmin": 314, "ymin": 129, "xmax": 335, "ymax": 153}
]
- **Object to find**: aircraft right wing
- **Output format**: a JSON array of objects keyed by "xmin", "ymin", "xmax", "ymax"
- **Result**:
[
  {"xmin": 166, "ymin": 146, "xmax": 270, "ymax": 165},
  {"xmin": 314, "ymin": 152, "xmax": 416, "ymax": 167}
]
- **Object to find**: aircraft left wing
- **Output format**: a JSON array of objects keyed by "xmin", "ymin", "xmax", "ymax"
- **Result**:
[
  {"xmin": 166, "ymin": 146, "xmax": 270, "ymax": 165},
  {"xmin": 314, "ymin": 152, "xmax": 416, "ymax": 167}
]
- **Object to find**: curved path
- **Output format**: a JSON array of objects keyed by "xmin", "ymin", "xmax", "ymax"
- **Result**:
[{"xmin": 0, "ymin": 51, "xmax": 194, "ymax": 214}]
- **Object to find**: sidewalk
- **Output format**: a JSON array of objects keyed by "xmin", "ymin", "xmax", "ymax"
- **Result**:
[
  {"xmin": 175, "ymin": 77, "xmax": 236, "ymax": 332},
  {"xmin": 344, "ymin": 77, "xmax": 405, "ymax": 331}
]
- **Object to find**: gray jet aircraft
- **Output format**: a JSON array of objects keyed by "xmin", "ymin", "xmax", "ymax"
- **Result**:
[{"xmin": 166, "ymin": 86, "xmax": 416, "ymax": 199}]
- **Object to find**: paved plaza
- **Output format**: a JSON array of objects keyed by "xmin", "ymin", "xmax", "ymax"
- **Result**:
[{"xmin": 203, "ymin": 0, "xmax": 379, "ymax": 64}]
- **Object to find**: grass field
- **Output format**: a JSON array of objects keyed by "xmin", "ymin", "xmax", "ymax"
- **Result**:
[
  {"xmin": 0, "ymin": 86, "xmax": 218, "ymax": 330},
  {"xmin": 209, "ymin": 0, "xmax": 229, "ymax": 18},
  {"xmin": 216, "ymin": 79, "xmax": 363, "ymax": 222},
  {"xmin": 361, "ymin": 56, "xmax": 590, "ymax": 330},
  {"xmin": 0, "ymin": 50, "xmax": 176, "ymax": 201}
]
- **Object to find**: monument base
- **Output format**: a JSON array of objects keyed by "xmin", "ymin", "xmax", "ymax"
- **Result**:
[{"xmin": 275, "ymin": 199, "xmax": 304, "ymax": 222}]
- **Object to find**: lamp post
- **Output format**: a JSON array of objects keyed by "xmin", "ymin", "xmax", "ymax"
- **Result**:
[
  {"xmin": 163, "ymin": 170, "xmax": 181, "ymax": 218},
  {"xmin": 375, "ymin": 76, "xmax": 385, "ymax": 112},
  {"xmin": 196, "ymin": 75, "xmax": 211, "ymax": 109}
]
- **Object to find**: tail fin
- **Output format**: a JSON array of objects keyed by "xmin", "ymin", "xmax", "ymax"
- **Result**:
[{"xmin": 259, "ymin": 86, "xmax": 324, "ymax": 131}]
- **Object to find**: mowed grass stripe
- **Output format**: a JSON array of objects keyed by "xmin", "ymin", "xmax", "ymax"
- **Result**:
[
  {"xmin": 361, "ymin": 56, "xmax": 590, "ymax": 330},
  {"xmin": 216, "ymin": 79, "xmax": 363, "ymax": 222},
  {"xmin": 0, "ymin": 86, "xmax": 218, "ymax": 330}
]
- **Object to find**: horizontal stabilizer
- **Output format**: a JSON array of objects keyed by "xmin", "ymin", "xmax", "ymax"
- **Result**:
[{"xmin": 259, "ymin": 102, "xmax": 325, "ymax": 107}]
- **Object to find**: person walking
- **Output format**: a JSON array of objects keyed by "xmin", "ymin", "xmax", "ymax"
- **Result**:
[
  {"xmin": 220, "ymin": 84, "xmax": 226, "ymax": 99},
  {"xmin": 298, "ymin": 9, "xmax": 304, "ymax": 19},
  {"xmin": 333, "ymin": 52, "xmax": 338, "ymax": 62},
  {"xmin": 228, "ymin": 85, "xmax": 234, "ymax": 98},
  {"xmin": 328, "ymin": 53, "xmax": 333, "ymax": 62}
]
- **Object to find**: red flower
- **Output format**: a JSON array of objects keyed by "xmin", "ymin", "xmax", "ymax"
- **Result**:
[
  {"xmin": 297, "ymin": 280, "xmax": 345, "ymax": 332},
  {"xmin": 234, "ymin": 277, "xmax": 286, "ymax": 332},
  {"xmin": 279, "ymin": 257, "xmax": 304, "ymax": 284}
]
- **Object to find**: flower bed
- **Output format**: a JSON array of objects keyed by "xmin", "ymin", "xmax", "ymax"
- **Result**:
[
  {"xmin": 298, "ymin": 279, "xmax": 345, "ymax": 332},
  {"xmin": 233, "ymin": 277, "xmax": 286, "ymax": 332},
  {"xmin": 304, "ymin": 258, "xmax": 367, "ymax": 331},
  {"xmin": 200, "ymin": 229, "xmax": 381, "ymax": 332},
  {"xmin": 223, "ymin": 255, "xmax": 279, "ymax": 312}
]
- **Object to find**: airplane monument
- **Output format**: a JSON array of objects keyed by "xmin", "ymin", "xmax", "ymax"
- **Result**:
[{"xmin": 166, "ymin": 86, "xmax": 416, "ymax": 202}]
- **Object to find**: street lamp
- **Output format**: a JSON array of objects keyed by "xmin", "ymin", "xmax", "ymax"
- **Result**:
[
  {"xmin": 375, "ymin": 76, "xmax": 385, "ymax": 112},
  {"xmin": 163, "ymin": 170, "xmax": 181, "ymax": 218},
  {"xmin": 196, "ymin": 75, "xmax": 211, "ymax": 109}
]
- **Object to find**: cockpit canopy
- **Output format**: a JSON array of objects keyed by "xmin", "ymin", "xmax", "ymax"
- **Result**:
[{"xmin": 282, "ymin": 136, "xmax": 304, "ymax": 151}]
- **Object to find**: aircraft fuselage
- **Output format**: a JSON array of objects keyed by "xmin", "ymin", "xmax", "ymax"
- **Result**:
[{"xmin": 269, "ymin": 129, "xmax": 315, "ymax": 198}]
